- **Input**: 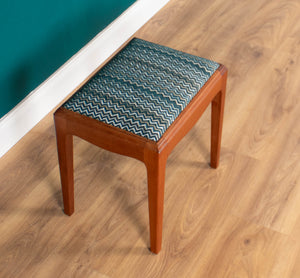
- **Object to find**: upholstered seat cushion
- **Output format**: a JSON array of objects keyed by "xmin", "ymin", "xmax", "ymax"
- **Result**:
[{"xmin": 63, "ymin": 38, "xmax": 219, "ymax": 141}]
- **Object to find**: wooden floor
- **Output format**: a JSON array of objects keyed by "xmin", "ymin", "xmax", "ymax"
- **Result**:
[{"xmin": 1, "ymin": 0, "xmax": 300, "ymax": 277}]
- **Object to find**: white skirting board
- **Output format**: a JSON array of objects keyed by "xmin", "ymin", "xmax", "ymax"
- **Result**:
[{"xmin": 0, "ymin": 0, "xmax": 170, "ymax": 158}]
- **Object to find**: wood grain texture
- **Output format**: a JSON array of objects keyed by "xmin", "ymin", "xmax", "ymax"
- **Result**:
[{"xmin": 0, "ymin": 0, "xmax": 299, "ymax": 276}]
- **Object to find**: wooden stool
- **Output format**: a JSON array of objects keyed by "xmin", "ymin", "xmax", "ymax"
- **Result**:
[{"xmin": 54, "ymin": 38, "xmax": 227, "ymax": 254}]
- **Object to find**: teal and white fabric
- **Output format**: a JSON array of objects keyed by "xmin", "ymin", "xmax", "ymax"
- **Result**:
[{"xmin": 63, "ymin": 38, "xmax": 219, "ymax": 141}]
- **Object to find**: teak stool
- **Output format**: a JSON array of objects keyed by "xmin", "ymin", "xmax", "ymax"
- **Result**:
[{"xmin": 54, "ymin": 38, "xmax": 227, "ymax": 254}]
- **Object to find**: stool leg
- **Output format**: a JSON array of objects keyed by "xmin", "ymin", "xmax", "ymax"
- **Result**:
[
  {"xmin": 145, "ymin": 152, "xmax": 167, "ymax": 254},
  {"xmin": 211, "ymin": 76, "xmax": 226, "ymax": 168},
  {"xmin": 54, "ymin": 115, "xmax": 74, "ymax": 216}
]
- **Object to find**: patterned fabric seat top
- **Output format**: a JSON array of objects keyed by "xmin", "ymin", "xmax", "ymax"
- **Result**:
[{"xmin": 63, "ymin": 38, "xmax": 219, "ymax": 141}]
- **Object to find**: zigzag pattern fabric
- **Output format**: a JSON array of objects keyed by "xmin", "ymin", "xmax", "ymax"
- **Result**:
[{"xmin": 63, "ymin": 38, "xmax": 219, "ymax": 141}]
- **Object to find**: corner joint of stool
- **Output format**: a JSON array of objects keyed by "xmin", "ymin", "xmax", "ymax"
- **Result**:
[{"xmin": 217, "ymin": 64, "xmax": 228, "ymax": 76}]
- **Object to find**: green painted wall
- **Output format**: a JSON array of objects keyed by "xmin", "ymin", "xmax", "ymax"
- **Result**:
[{"xmin": 0, "ymin": 0, "xmax": 135, "ymax": 118}]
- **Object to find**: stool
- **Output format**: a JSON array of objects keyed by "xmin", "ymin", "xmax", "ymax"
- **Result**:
[{"xmin": 54, "ymin": 38, "xmax": 227, "ymax": 254}]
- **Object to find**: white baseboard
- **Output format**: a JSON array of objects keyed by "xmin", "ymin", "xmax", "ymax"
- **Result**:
[{"xmin": 0, "ymin": 0, "xmax": 170, "ymax": 158}]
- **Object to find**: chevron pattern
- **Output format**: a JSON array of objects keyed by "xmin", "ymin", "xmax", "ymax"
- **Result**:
[{"xmin": 63, "ymin": 38, "xmax": 219, "ymax": 141}]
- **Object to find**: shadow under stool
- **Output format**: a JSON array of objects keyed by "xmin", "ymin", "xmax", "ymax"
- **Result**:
[{"xmin": 54, "ymin": 38, "xmax": 227, "ymax": 254}]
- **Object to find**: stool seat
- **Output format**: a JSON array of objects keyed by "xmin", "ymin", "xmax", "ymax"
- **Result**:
[{"xmin": 63, "ymin": 38, "xmax": 219, "ymax": 141}]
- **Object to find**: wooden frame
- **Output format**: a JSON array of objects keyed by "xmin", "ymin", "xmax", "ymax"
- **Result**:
[{"xmin": 54, "ymin": 61, "xmax": 227, "ymax": 254}]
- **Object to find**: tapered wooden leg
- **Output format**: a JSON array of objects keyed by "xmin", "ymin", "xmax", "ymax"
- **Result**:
[
  {"xmin": 145, "ymin": 151, "xmax": 167, "ymax": 254},
  {"xmin": 54, "ymin": 113, "xmax": 74, "ymax": 216},
  {"xmin": 211, "ymin": 73, "xmax": 227, "ymax": 168}
]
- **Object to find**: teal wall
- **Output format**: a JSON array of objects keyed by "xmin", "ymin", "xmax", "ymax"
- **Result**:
[{"xmin": 0, "ymin": 0, "xmax": 135, "ymax": 118}]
